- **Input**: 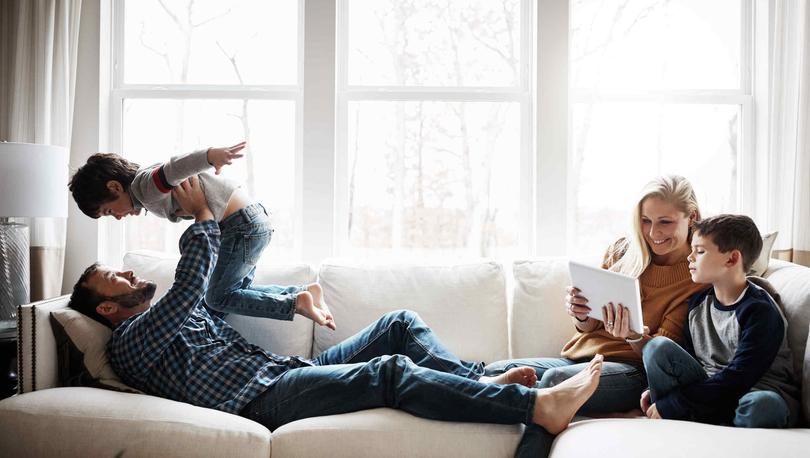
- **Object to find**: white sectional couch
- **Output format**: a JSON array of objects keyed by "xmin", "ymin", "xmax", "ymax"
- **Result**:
[{"xmin": 1, "ymin": 251, "xmax": 809, "ymax": 457}]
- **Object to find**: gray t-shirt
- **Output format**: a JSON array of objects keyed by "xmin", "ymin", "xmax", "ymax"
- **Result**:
[{"xmin": 129, "ymin": 149, "xmax": 240, "ymax": 222}]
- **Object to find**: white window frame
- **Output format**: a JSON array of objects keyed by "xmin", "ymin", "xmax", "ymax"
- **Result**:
[
  {"xmin": 97, "ymin": 0, "xmax": 759, "ymax": 266},
  {"xmin": 333, "ymin": 0, "xmax": 537, "ymax": 257},
  {"xmin": 565, "ymin": 0, "xmax": 757, "ymax": 254},
  {"xmin": 101, "ymin": 0, "xmax": 316, "ymax": 266}
]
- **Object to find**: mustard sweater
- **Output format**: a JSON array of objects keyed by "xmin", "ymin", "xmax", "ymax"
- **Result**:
[{"xmin": 560, "ymin": 259, "xmax": 707, "ymax": 363}]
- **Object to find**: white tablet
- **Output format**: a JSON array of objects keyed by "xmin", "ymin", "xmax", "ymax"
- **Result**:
[{"xmin": 568, "ymin": 260, "xmax": 644, "ymax": 334}]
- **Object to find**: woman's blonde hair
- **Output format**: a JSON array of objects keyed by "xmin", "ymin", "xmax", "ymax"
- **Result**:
[{"xmin": 607, "ymin": 175, "xmax": 701, "ymax": 277}]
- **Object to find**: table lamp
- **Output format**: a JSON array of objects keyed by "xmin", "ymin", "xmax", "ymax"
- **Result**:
[{"xmin": 0, "ymin": 142, "xmax": 69, "ymax": 330}]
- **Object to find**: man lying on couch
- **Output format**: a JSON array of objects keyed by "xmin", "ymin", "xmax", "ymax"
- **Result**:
[{"xmin": 67, "ymin": 176, "xmax": 604, "ymax": 453}]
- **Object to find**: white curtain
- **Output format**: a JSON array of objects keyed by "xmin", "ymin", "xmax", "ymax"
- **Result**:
[
  {"xmin": 767, "ymin": 0, "xmax": 810, "ymax": 267},
  {"xmin": 0, "ymin": 0, "xmax": 82, "ymax": 299}
]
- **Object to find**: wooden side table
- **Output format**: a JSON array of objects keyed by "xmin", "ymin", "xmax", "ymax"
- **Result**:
[{"xmin": 0, "ymin": 326, "xmax": 17, "ymax": 399}]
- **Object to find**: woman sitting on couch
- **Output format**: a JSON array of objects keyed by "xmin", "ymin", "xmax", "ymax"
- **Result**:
[{"xmin": 486, "ymin": 175, "xmax": 708, "ymax": 456}]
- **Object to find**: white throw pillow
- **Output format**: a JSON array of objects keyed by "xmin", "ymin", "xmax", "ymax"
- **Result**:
[
  {"xmin": 749, "ymin": 231, "xmax": 778, "ymax": 277},
  {"xmin": 50, "ymin": 308, "xmax": 139, "ymax": 392}
]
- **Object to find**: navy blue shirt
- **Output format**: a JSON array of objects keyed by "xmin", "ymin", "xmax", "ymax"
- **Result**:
[{"xmin": 656, "ymin": 281, "xmax": 798, "ymax": 423}]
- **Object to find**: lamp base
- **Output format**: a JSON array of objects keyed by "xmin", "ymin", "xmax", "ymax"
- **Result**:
[{"xmin": 0, "ymin": 219, "xmax": 30, "ymax": 323}]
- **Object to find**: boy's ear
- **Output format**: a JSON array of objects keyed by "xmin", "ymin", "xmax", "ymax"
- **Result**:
[
  {"xmin": 106, "ymin": 180, "xmax": 124, "ymax": 195},
  {"xmin": 96, "ymin": 301, "xmax": 118, "ymax": 317},
  {"xmin": 726, "ymin": 250, "xmax": 742, "ymax": 268}
]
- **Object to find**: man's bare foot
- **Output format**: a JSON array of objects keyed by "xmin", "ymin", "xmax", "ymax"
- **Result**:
[
  {"xmin": 479, "ymin": 367, "xmax": 538, "ymax": 388},
  {"xmin": 532, "ymin": 354, "xmax": 603, "ymax": 435}
]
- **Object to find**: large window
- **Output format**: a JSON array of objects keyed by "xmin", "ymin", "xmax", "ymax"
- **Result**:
[
  {"xmin": 108, "ymin": 0, "xmax": 300, "ymax": 262},
  {"xmin": 104, "ymin": 0, "xmax": 754, "ymax": 265},
  {"xmin": 336, "ymin": 0, "xmax": 532, "ymax": 259},
  {"xmin": 569, "ymin": 0, "xmax": 750, "ymax": 256}
]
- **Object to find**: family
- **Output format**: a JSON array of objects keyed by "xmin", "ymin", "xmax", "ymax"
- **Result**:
[{"xmin": 66, "ymin": 144, "xmax": 799, "ymax": 457}]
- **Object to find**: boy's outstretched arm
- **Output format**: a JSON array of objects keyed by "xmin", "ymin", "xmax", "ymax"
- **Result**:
[{"xmin": 207, "ymin": 141, "xmax": 246, "ymax": 175}]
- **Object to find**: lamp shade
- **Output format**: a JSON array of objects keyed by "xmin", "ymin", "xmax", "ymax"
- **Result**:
[{"xmin": 0, "ymin": 142, "xmax": 69, "ymax": 218}]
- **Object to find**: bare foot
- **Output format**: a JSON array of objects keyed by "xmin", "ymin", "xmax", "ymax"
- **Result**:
[
  {"xmin": 480, "ymin": 367, "xmax": 538, "ymax": 388},
  {"xmin": 307, "ymin": 283, "xmax": 324, "ymax": 305},
  {"xmin": 296, "ymin": 284, "xmax": 336, "ymax": 330},
  {"xmin": 532, "ymin": 354, "xmax": 603, "ymax": 435}
]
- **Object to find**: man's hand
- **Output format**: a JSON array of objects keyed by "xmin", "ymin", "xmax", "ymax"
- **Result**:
[
  {"xmin": 172, "ymin": 176, "xmax": 213, "ymax": 222},
  {"xmin": 207, "ymin": 141, "xmax": 246, "ymax": 175}
]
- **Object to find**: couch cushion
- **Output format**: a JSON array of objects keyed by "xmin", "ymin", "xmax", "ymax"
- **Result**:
[
  {"xmin": 314, "ymin": 259, "xmax": 509, "ymax": 364},
  {"xmin": 49, "ymin": 308, "xmax": 139, "ymax": 393},
  {"xmin": 271, "ymin": 408, "xmax": 522, "ymax": 457},
  {"xmin": 750, "ymin": 231, "xmax": 778, "ymax": 276},
  {"xmin": 0, "ymin": 387, "xmax": 270, "ymax": 458},
  {"xmin": 511, "ymin": 258, "xmax": 578, "ymax": 359},
  {"xmin": 551, "ymin": 418, "xmax": 810, "ymax": 458},
  {"xmin": 804, "ymin": 324, "xmax": 810, "ymax": 423},
  {"xmin": 764, "ymin": 259, "xmax": 810, "ymax": 380},
  {"xmin": 123, "ymin": 250, "xmax": 317, "ymax": 358}
]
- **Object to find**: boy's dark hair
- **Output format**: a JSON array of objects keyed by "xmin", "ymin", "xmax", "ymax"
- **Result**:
[
  {"xmin": 693, "ymin": 214, "xmax": 763, "ymax": 273},
  {"xmin": 68, "ymin": 263, "xmax": 113, "ymax": 328},
  {"xmin": 68, "ymin": 153, "xmax": 139, "ymax": 218}
]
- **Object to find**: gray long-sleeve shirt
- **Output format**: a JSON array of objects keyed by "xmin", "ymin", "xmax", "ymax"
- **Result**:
[{"xmin": 129, "ymin": 149, "xmax": 240, "ymax": 222}]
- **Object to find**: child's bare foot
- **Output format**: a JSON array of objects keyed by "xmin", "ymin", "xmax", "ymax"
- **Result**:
[
  {"xmin": 479, "ymin": 367, "xmax": 538, "ymax": 388},
  {"xmin": 532, "ymin": 354, "xmax": 603, "ymax": 435},
  {"xmin": 295, "ymin": 284, "xmax": 336, "ymax": 330}
]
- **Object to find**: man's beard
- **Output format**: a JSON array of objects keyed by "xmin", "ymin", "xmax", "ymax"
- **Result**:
[{"xmin": 113, "ymin": 282, "xmax": 157, "ymax": 309}]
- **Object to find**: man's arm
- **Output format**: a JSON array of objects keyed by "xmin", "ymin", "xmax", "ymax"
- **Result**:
[
  {"xmin": 110, "ymin": 178, "xmax": 219, "ymax": 379},
  {"xmin": 655, "ymin": 301, "xmax": 784, "ymax": 422}
]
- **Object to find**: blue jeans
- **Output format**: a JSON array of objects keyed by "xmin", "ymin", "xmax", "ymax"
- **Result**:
[
  {"xmin": 486, "ymin": 356, "xmax": 647, "ymax": 457},
  {"xmin": 205, "ymin": 203, "xmax": 304, "ymax": 319},
  {"xmin": 642, "ymin": 336, "xmax": 792, "ymax": 428},
  {"xmin": 240, "ymin": 310, "xmax": 536, "ymax": 435}
]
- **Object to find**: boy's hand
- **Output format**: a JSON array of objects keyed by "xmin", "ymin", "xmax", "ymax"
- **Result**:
[
  {"xmin": 640, "ymin": 389, "xmax": 652, "ymax": 413},
  {"xmin": 172, "ymin": 176, "xmax": 213, "ymax": 222},
  {"xmin": 646, "ymin": 403, "xmax": 662, "ymax": 420},
  {"xmin": 207, "ymin": 141, "xmax": 246, "ymax": 175}
]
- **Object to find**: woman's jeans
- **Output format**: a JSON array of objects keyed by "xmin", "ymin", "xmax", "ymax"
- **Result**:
[
  {"xmin": 643, "ymin": 336, "xmax": 792, "ymax": 428},
  {"xmin": 485, "ymin": 355, "xmax": 647, "ymax": 457},
  {"xmin": 240, "ymin": 310, "xmax": 536, "ymax": 433},
  {"xmin": 205, "ymin": 203, "xmax": 304, "ymax": 319}
]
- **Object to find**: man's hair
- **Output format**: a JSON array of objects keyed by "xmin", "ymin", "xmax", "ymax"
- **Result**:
[
  {"xmin": 68, "ymin": 153, "xmax": 140, "ymax": 218},
  {"xmin": 693, "ymin": 214, "xmax": 763, "ymax": 273},
  {"xmin": 67, "ymin": 263, "xmax": 113, "ymax": 328}
]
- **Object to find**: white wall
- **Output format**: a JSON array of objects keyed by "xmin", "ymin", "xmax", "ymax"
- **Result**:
[{"xmin": 63, "ymin": 0, "xmax": 102, "ymax": 293}]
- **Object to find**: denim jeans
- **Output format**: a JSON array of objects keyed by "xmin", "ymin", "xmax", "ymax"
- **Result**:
[
  {"xmin": 486, "ymin": 356, "xmax": 647, "ymax": 457},
  {"xmin": 642, "ymin": 336, "xmax": 792, "ymax": 428},
  {"xmin": 205, "ymin": 203, "xmax": 304, "ymax": 319},
  {"xmin": 485, "ymin": 357, "xmax": 646, "ymax": 413},
  {"xmin": 240, "ymin": 310, "xmax": 536, "ymax": 435}
]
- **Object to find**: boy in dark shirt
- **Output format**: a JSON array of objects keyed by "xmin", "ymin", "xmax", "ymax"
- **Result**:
[{"xmin": 639, "ymin": 214, "xmax": 799, "ymax": 427}]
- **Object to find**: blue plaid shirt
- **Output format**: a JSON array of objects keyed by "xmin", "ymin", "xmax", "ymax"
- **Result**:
[{"xmin": 108, "ymin": 220, "xmax": 310, "ymax": 414}]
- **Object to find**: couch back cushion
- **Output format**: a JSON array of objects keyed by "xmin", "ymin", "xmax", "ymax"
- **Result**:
[
  {"xmin": 510, "ymin": 258, "xmax": 579, "ymax": 359},
  {"xmin": 763, "ymin": 259, "xmax": 810, "ymax": 380},
  {"xmin": 314, "ymin": 259, "xmax": 509, "ymax": 364},
  {"xmin": 122, "ymin": 251, "xmax": 317, "ymax": 358}
]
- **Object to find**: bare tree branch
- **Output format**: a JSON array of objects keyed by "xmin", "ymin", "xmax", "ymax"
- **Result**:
[{"xmin": 139, "ymin": 22, "xmax": 173, "ymax": 76}]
